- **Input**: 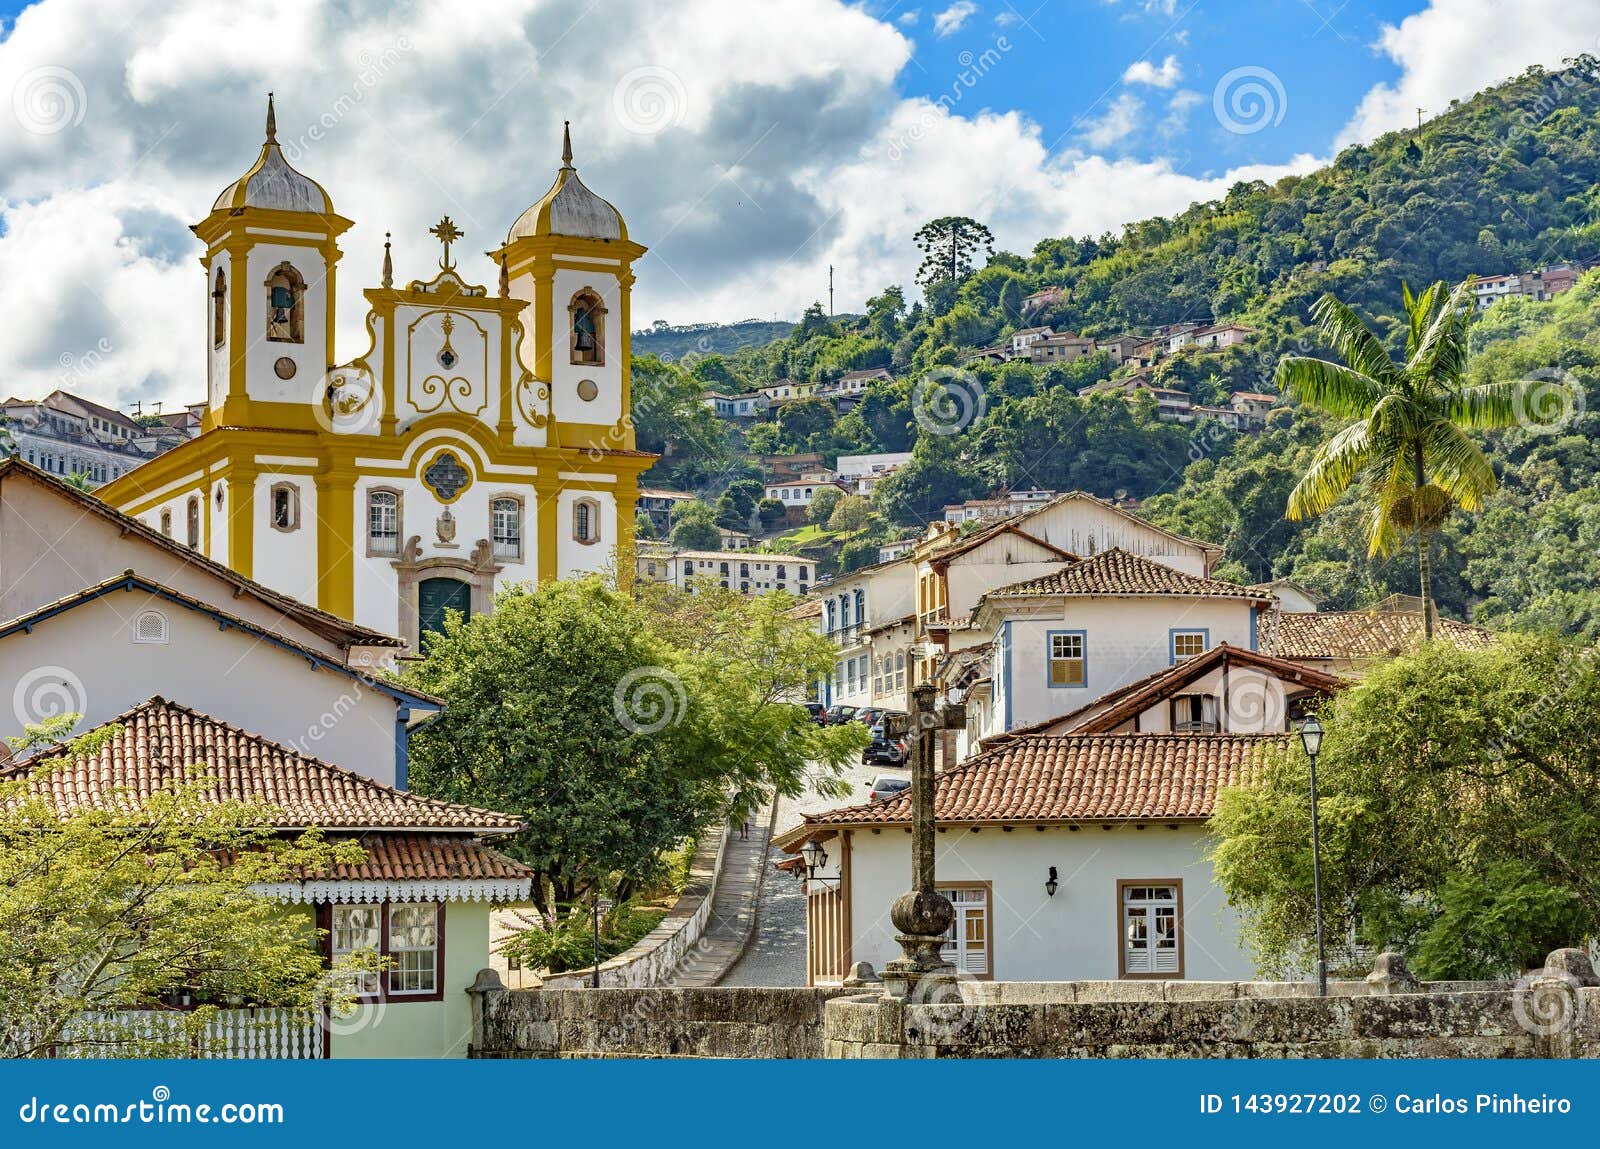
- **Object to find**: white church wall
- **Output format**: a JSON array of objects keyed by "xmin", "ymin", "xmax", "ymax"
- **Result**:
[
  {"xmin": 549, "ymin": 266, "xmax": 624, "ymax": 430},
  {"xmin": 242, "ymin": 238, "xmax": 331, "ymax": 406},
  {"xmin": 251, "ymin": 470, "xmax": 320, "ymax": 605}
]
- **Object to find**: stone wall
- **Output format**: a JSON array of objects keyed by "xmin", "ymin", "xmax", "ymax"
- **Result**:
[
  {"xmin": 468, "ymin": 981, "xmax": 853, "ymax": 1058},
  {"xmin": 537, "ymin": 827, "xmax": 730, "ymax": 990},
  {"xmin": 824, "ymin": 968, "xmax": 1597, "ymax": 1059},
  {"xmin": 465, "ymin": 952, "xmax": 1600, "ymax": 1060}
]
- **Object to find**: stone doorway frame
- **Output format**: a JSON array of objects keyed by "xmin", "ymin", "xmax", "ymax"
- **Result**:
[{"xmin": 393, "ymin": 536, "xmax": 501, "ymax": 652}]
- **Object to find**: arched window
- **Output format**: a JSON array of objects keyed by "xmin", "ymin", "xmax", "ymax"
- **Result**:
[
  {"xmin": 186, "ymin": 496, "xmax": 200, "ymax": 549},
  {"xmin": 133, "ymin": 610, "xmax": 169, "ymax": 645},
  {"xmin": 573, "ymin": 497, "xmax": 600, "ymax": 545},
  {"xmin": 159, "ymin": 509, "xmax": 172, "ymax": 537},
  {"xmin": 568, "ymin": 289, "xmax": 606, "ymax": 366},
  {"xmin": 367, "ymin": 489, "xmax": 400, "ymax": 555},
  {"xmin": 270, "ymin": 482, "xmax": 300, "ymax": 532},
  {"xmin": 895, "ymin": 651, "xmax": 906, "ymax": 691},
  {"xmin": 212, "ymin": 267, "xmax": 227, "ymax": 348},
  {"xmin": 264, "ymin": 263, "xmax": 305, "ymax": 344},
  {"xmin": 491, "ymin": 496, "xmax": 523, "ymax": 560}
]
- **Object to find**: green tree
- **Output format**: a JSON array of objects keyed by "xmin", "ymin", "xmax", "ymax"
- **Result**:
[
  {"xmin": 827, "ymin": 493, "xmax": 870, "ymax": 533},
  {"xmin": 1211, "ymin": 637, "xmax": 1600, "ymax": 980},
  {"xmin": 1276, "ymin": 281, "xmax": 1520, "ymax": 637},
  {"xmin": 757, "ymin": 498, "xmax": 788, "ymax": 529},
  {"xmin": 807, "ymin": 485, "xmax": 843, "ymax": 525},
  {"xmin": 0, "ymin": 718, "xmax": 363, "ymax": 1058},
  {"xmin": 405, "ymin": 580, "xmax": 864, "ymax": 908},
  {"xmin": 669, "ymin": 500, "xmax": 723, "ymax": 550},
  {"xmin": 914, "ymin": 216, "xmax": 995, "ymax": 288}
]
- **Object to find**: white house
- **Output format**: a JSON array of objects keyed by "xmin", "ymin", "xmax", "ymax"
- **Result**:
[
  {"xmin": 638, "ymin": 549, "xmax": 813, "ymax": 596},
  {"xmin": 965, "ymin": 549, "xmax": 1272, "ymax": 749},
  {"xmin": 776, "ymin": 732, "xmax": 1277, "ymax": 984},
  {"xmin": 1009, "ymin": 326, "xmax": 1054, "ymax": 357}
]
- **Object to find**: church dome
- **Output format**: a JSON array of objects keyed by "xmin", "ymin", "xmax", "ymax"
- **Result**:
[
  {"xmin": 506, "ymin": 123, "xmax": 627, "ymax": 243},
  {"xmin": 212, "ymin": 95, "xmax": 333, "ymax": 215}
]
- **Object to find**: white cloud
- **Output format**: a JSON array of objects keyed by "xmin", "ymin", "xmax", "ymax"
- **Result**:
[
  {"xmin": 899, "ymin": 9, "xmax": 920, "ymax": 25},
  {"xmin": 1339, "ymin": 0, "xmax": 1600, "ymax": 146},
  {"xmin": 933, "ymin": 1, "xmax": 978, "ymax": 37},
  {"xmin": 1161, "ymin": 90, "xmax": 1204, "ymax": 136},
  {"xmin": 1122, "ymin": 54, "xmax": 1183, "ymax": 88},
  {"xmin": 1078, "ymin": 92, "xmax": 1144, "ymax": 149}
]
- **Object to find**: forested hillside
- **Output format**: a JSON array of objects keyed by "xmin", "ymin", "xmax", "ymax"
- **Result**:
[{"xmin": 631, "ymin": 57, "xmax": 1600, "ymax": 629}]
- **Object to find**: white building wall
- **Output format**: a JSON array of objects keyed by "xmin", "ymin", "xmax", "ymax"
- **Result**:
[
  {"xmin": 548, "ymin": 266, "xmax": 625, "ymax": 430},
  {"xmin": 252, "ymin": 470, "xmax": 320, "ymax": 605},
  {"xmin": 1018, "ymin": 499, "xmax": 1210, "ymax": 576},
  {"xmin": 998, "ymin": 598, "xmax": 1255, "ymax": 732},
  {"xmin": 0, "ymin": 592, "xmax": 404, "ymax": 785},
  {"xmin": 842, "ymin": 824, "xmax": 1255, "ymax": 982}
]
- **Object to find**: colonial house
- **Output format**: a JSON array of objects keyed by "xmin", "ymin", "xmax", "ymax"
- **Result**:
[
  {"xmin": 817, "ymin": 494, "xmax": 1220, "ymax": 711},
  {"xmin": 1008, "ymin": 326, "xmax": 1055, "ymax": 357},
  {"xmin": 1, "ymin": 390, "xmax": 181, "ymax": 488},
  {"xmin": 764, "ymin": 478, "xmax": 846, "ymax": 524},
  {"xmin": 776, "ymin": 732, "xmax": 1278, "ymax": 984},
  {"xmin": 6, "ymin": 697, "xmax": 532, "ymax": 1058},
  {"xmin": 959, "ymin": 549, "xmax": 1273, "ymax": 753},
  {"xmin": 0, "ymin": 459, "xmax": 402, "ymax": 672},
  {"xmin": 1229, "ymin": 391, "xmax": 1278, "ymax": 428},
  {"xmin": 637, "ymin": 549, "xmax": 813, "ymax": 596},
  {"xmin": 1027, "ymin": 332, "xmax": 1098, "ymax": 363}
]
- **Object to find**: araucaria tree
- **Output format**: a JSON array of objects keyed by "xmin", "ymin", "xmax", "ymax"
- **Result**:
[
  {"xmin": 913, "ymin": 216, "xmax": 995, "ymax": 288},
  {"xmin": 1276, "ymin": 280, "xmax": 1520, "ymax": 637},
  {"xmin": 403, "ymin": 579, "xmax": 864, "ymax": 909}
]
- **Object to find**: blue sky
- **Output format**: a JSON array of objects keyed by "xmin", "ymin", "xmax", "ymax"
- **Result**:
[
  {"xmin": 889, "ymin": 0, "xmax": 1424, "ymax": 173},
  {"xmin": 0, "ymin": 0, "xmax": 1593, "ymax": 409}
]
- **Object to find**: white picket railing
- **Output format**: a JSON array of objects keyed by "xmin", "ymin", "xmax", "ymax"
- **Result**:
[{"xmin": 43, "ymin": 1008, "xmax": 324, "ymax": 1059}]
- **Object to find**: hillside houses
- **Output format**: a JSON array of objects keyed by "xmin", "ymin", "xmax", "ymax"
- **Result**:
[{"xmin": 1471, "ymin": 262, "xmax": 1587, "ymax": 308}]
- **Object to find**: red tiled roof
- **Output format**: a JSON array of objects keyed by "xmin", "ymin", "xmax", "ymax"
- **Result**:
[
  {"xmin": 1264, "ymin": 610, "xmax": 1492, "ymax": 660},
  {"xmin": 313, "ymin": 834, "xmax": 531, "ymax": 881},
  {"xmin": 776, "ymin": 733, "xmax": 1282, "ymax": 842},
  {"xmin": 5, "ymin": 697, "xmax": 522, "ymax": 832},
  {"xmin": 987, "ymin": 548, "xmax": 1271, "ymax": 601}
]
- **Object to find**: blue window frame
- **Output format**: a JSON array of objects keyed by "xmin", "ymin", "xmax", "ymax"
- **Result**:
[
  {"xmin": 1046, "ymin": 629, "xmax": 1087, "ymax": 689},
  {"xmin": 1169, "ymin": 628, "xmax": 1209, "ymax": 664}
]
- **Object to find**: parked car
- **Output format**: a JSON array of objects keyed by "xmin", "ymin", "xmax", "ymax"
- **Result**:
[
  {"xmin": 862, "ymin": 730, "xmax": 908, "ymax": 766},
  {"xmin": 868, "ymin": 774, "xmax": 912, "ymax": 803},
  {"xmin": 802, "ymin": 702, "xmax": 827, "ymax": 725},
  {"xmin": 856, "ymin": 707, "xmax": 905, "ymax": 730},
  {"xmin": 823, "ymin": 704, "xmax": 858, "ymax": 726}
]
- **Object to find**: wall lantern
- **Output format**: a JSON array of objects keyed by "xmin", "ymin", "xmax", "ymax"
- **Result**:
[
  {"xmin": 799, "ymin": 838, "xmax": 840, "ymax": 889},
  {"xmin": 1045, "ymin": 865, "xmax": 1059, "ymax": 898}
]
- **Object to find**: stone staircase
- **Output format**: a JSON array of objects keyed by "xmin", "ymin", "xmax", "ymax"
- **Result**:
[{"xmin": 663, "ymin": 807, "xmax": 773, "ymax": 987}]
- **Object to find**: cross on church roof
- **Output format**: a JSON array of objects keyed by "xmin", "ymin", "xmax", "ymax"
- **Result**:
[{"xmin": 429, "ymin": 216, "xmax": 464, "ymax": 270}]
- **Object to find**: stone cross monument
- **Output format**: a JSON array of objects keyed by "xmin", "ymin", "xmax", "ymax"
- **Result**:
[{"xmin": 879, "ymin": 681, "xmax": 965, "ymax": 997}]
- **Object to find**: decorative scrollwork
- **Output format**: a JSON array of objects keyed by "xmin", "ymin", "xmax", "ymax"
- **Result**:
[{"xmin": 511, "ymin": 320, "xmax": 549, "ymax": 429}]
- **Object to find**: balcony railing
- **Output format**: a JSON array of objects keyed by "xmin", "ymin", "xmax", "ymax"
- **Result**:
[{"xmin": 26, "ymin": 1007, "xmax": 324, "ymax": 1059}]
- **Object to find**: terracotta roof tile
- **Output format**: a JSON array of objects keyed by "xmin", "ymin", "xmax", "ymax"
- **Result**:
[
  {"xmin": 5, "ymin": 697, "xmax": 521, "ymax": 832},
  {"xmin": 1263, "ymin": 610, "xmax": 1492, "ymax": 660},
  {"xmin": 987, "ymin": 548, "xmax": 1271, "ymax": 601},
  {"xmin": 779, "ymin": 733, "xmax": 1281, "ymax": 841},
  {"xmin": 313, "ymin": 834, "xmax": 532, "ymax": 881}
]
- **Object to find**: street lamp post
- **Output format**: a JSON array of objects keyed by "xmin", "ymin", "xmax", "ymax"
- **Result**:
[
  {"xmin": 591, "ymin": 893, "xmax": 613, "ymax": 989},
  {"xmin": 1299, "ymin": 715, "xmax": 1327, "ymax": 996}
]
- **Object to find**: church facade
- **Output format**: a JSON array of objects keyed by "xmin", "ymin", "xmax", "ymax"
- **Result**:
[{"xmin": 100, "ymin": 98, "xmax": 653, "ymax": 652}]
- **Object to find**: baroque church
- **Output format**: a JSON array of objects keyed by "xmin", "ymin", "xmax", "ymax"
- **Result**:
[{"xmin": 100, "ymin": 97, "xmax": 653, "ymax": 652}]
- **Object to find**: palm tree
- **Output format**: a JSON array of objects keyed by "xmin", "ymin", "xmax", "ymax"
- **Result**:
[
  {"xmin": 1276, "ymin": 279, "xmax": 1519, "ymax": 639},
  {"xmin": 64, "ymin": 471, "xmax": 95, "ymax": 492}
]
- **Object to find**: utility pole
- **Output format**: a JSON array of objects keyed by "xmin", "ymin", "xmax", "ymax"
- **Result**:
[
  {"xmin": 828, "ymin": 265, "xmax": 834, "ymax": 317},
  {"xmin": 1415, "ymin": 107, "xmax": 1426, "ymax": 136}
]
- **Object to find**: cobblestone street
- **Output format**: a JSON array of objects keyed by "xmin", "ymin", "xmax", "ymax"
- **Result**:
[{"xmin": 721, "ymin": 756, "xmax": 890, "ymax": 987}]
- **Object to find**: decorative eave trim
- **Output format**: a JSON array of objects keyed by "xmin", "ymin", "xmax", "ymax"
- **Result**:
[{"xmin": 255, "ymin": 877, "xmax": 533, "ymax": 904}]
